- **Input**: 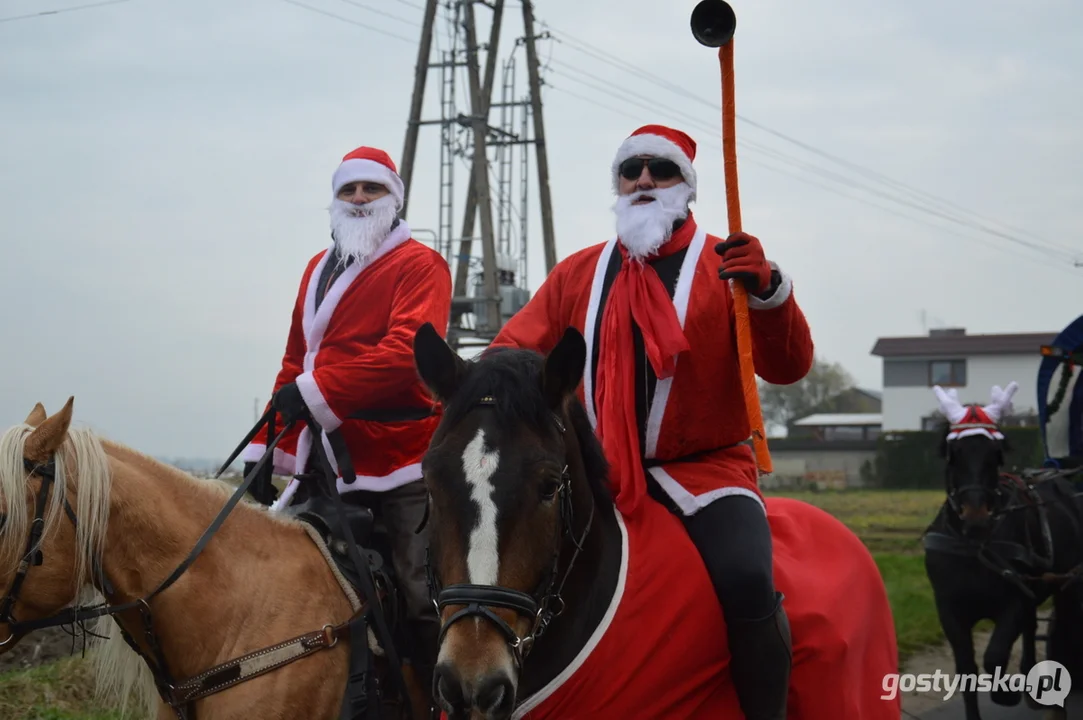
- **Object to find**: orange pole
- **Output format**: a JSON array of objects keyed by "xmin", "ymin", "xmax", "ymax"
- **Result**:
[{"xmin": 719, "ymin": 40, "xmax": 772, "ymax": 475}]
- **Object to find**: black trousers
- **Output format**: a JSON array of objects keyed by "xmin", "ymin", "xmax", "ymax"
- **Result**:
[{"xmin": 648, "ymin": 478, "xmax": 777, "ymax": 622}]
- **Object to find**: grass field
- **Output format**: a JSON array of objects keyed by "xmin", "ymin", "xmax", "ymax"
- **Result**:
[{"xmin": 0, "ymin": 488, "xmax": 949, "ymax": 719}]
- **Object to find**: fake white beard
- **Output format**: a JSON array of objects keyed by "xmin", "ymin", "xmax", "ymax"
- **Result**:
[
  {"xmin": 612, "ymin": 182, "xmax": 695, "ymax": 259},
  {"xmin": 328, "ymin": 195, "xmax": 400, "ymax": 267}
]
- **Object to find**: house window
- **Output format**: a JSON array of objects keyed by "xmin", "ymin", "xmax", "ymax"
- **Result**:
[
  {"xmin": 929, "ymin": 359, "xmax": 966, "ymax": 386},
  {"xmin": 823, "ymin": 426, "xmax": 866, "ymax": 441},
  {"xmin": 922, "ymin": 415, "xmax": 945, "ymax": 431}
]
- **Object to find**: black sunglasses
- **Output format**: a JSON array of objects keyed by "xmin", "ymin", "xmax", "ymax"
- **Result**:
[{"xmin": 618, "ymin": 157, "xmax": 682, "ymax": 181}]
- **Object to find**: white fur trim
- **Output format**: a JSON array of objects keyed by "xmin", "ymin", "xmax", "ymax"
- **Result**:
[
  {"xmin": 647, "ymin": 466, "xmax": 765, "ymax": 516},
  {"xmin": 239, "ymin": 443, "xmax": 297, "ymax": 476},
  {"xmin": 270, "ymin": 459, "xmax": 424, "ymax": 512},
  {"xmin": 611, "ymin": 134, "xmax": 697, "ymax": 200},
  {"xmin": 745, "ymin": 261, "xmax": 793, "ymax": 311},
  {"xmin": 583, "ymin": 239, "xmax": 618, "ymax": 429},
  {"xmin": 510, "ymin": 505, "xmax": 629, "ymax": 719},
  {"xmin": 643, "ymin": 226, "xmax": 706, "ymax": 459},
  {"xmin": 333, "ymin": 158, "xmax": 405, "ymax": 209},
  {"xmin": 302, "ymin": 220, "xmax": 412, "ymax": 355},
  {"xmin": 295, "ymin": 371, "xmax": 342, "ymax": 432},
  {"xmin": 946, "ymin": 426, "xmax": 1004, "ymax": 441}
]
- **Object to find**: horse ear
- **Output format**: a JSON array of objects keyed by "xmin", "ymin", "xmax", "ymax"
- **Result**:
[
  {"xmin": 24, "ymin": 396, "xmax": 74, "ymax": 463},
  {"xmin": 413, "ymin": 322, "xmax": 465, "ymax": 401},
  {"xmin": 24, "ymin": 402, "xmax": 47, "ymax": 427},
  {"xmin": 543, "ymin": 327, "xmax": 586, "ymax": 409}
]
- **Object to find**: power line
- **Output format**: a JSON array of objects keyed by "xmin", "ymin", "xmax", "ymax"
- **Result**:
[
  {"xmin": 267, "ymin": 0, "xmax": 1079, "ymax": 270},
  {"xmin": 544, "ymin": 55, "xmax": 1077, "ymax": 266},
  {"xmin": 0, "ymin": 0, "xmax": 130, "ymax": 24},
  {"xmin": 333, "ymin": 0, "xmax": 419, "ymax": 28},
  {"xmin": 278, "ymin": 0, "xmax": 417, "ymax": 44},
  {"xmin": 544, "ymin": 81, "xmax": 1080, "ymax": 280},
  {"xmin": 543, "ymin": 22, "xmax": 1079, "ymax": 260}
]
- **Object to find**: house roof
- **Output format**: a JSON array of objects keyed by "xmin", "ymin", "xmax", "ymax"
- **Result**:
[
  {"xmin": 792, "ymin": 413, "xmax": 883, "ymax": 427},
  {"xmin": 871, "ymin": 329, "xmax": 1058, "ymax": 358}
]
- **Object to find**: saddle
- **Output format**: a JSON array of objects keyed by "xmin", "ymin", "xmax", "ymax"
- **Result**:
[{"xmin": 285, "ymin": 475, "xmax": 399, "ymax": 611}]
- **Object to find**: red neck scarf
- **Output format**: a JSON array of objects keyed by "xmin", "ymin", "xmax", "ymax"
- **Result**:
[{"xmin": 594, "ymin": 213, "xmax": 696, "ymax": 515}]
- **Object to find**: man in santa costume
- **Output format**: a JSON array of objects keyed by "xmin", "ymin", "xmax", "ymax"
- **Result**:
[
  {"xmin": 240, "ymin": 145, "xmax": 452, "ymax": 705},
  {"xmin": 488, "ymin": 124, "xmax": 814, "ymax": 719}
]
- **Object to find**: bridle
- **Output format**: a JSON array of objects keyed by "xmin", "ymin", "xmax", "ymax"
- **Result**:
[
  {"xmin": 425, "ymin": 395, "xmax": 596, "ymax": 672},
  {"xmin": 0, "ymin": 457, "xmax": 114, "ymax": 645},
  {"xmin": 942, "ymin": 420, "xmax": 1010, "ymax": 520}
]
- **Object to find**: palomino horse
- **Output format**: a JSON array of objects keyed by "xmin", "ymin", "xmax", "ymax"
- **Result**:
[
  {"xmin": 922, "ymin": 383, "xmax": 1083, "ymax": 720},
  {"xmin": 0, "ymin": 399, "xmax": 427, "ymax": 719},
  {"xmin": 410, "ymin": 322, "xmax": 902, "ymax": 719}
]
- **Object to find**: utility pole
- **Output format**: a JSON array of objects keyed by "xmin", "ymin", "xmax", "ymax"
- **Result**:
[
  {"xmin": 396, "ymin": 0, "xmax": 556, "ymax": 348},
  {"xmin": 399, "ymin": 0, "xmax": 440, "ymax": 216},
  {"xmin": 452, "ymin": 0, "xmax": 505, "ymax": 321},
  {"xmin": 521, "ymin": 0, "xmax": 557, "ymax": 274},
  {"xmin": 462, "ymin": 0, "xmax": 502, "ymax": 332}
]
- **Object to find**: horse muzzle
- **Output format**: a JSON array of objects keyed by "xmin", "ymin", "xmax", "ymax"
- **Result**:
[{"xmin": 434, "ymin": 661, "xmax": 518, "ymax": 720}]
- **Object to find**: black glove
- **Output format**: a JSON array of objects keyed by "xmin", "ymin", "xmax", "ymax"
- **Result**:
[
  {"xmin": 272, "ymin": 382, "xmax": 308, "ymax": 424},
  {"xmin": 243, "ymin": 460, "xmax": 279, "ymax": 506}
]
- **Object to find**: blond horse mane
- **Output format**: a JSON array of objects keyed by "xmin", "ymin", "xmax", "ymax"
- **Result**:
[{"xmin": 0, "ymin": 421, "xmax": 299, "ymax": 719}]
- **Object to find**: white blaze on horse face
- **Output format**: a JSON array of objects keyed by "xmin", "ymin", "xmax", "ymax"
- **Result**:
[{"xmin": 462, "ymin": 428, "xmax": 500, "ymax": 586}]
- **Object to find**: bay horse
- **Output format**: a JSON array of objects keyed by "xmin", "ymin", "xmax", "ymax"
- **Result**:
[
  {"xmin": 0, "ymin": 399, "xmax": 428, "ymax": 719},
  {"xmin": 410, "ymin": 322, "xmax": 902, "ymax": 720},
  {"xmin": 922, "ymin": 383, "xmax": 1083, "ymax": 719}
]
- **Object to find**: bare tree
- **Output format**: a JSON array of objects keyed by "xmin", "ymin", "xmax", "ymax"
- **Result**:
[{"xmin": 758, "ymin": 356, "xmax": 857, "ymax": 433}]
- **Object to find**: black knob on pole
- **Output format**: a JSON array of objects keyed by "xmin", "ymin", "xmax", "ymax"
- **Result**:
[{"xmin": 690, "ymin": 0, "xmax": 737, "ymax": 47}]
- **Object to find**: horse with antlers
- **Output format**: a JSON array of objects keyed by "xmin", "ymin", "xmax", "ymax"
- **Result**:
[{"xmin": 922, "ymin": 381, "xmax": 1083, "ymax": 719}]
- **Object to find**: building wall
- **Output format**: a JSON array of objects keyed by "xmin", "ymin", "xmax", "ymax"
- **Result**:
[
  {"xmin": 764, "ymin": 442, "xmax": 878, "ymax": 489},
  {"xmin": 881, "ymin": 354, "xmax": 1042, "ymax": 431}
]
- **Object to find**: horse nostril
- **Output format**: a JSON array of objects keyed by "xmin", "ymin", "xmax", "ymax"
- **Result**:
[
  {"xmin": 433, "ymin": 662, "xmax": 464, "ymax": 711},
  {"xmin": 475, "ymin": 674, "xmax": 516, "ymax": 717}
]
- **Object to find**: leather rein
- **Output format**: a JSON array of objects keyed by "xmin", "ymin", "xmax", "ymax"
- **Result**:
[
  {"xmin": 424, "ymin": 395, "xmax": 596, "ymax": 679},
  {"xmin": 0, "ymin": 413, "xmax": 362, "ymax": 719}
]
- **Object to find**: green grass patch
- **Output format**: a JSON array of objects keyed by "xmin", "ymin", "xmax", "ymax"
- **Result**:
[
  {"xmin": 873, "ymin": 552, "xmax": 942, "ymax": 661},
  {"xmin": 768, "ymin": 488, "xmax": 943, "ymax": 554},
  {"xmin": 0, "ymin": 656, "xmax": 121, "ymax": 720}
]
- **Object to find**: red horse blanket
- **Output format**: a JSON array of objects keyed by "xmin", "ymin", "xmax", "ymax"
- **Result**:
[{"xmin": 442, "ymin": 496, "xmax": 901, "ymax": 719}]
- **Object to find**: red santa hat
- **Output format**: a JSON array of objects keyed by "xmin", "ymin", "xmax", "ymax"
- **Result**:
[
  {"xmin": 611, "ymin": 124, "xmax": 698, "ymax": 199},
  {"xmin": 331, "ymin": 146, "xmax": 405, "ymax": 210}
]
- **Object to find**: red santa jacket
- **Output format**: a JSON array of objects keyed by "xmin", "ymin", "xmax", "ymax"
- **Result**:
[
  {"xmin": 438, "ymin": 496, "xmax": 900, "ymax": 719},
  {"xmin": 490, "ymin": 214, "xmax": 813, "ymax": 513},
  {"xmin": 241, "ymin": 220, "xmax": 452, "ymax": 502}
]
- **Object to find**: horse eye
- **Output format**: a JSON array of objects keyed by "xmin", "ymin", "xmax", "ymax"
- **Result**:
[{"xmin": 540, "ymin": 478, "xmax": 562, "ymax": 502}]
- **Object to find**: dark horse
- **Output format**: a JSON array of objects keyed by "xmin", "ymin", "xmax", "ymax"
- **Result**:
[
  {"xmin": 410, "ymin": 323, "xmax": 901, "ymax": 720},
  {"xmin": 923, "ymin": 384, "xmax": 1083, "ymax": 719}
]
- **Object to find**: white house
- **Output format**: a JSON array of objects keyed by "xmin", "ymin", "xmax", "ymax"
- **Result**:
[{"xmin": 870, "ymin": 327, "xmax": 1058, "ymax": 431}]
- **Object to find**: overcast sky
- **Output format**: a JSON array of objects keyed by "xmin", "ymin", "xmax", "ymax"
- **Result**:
[{"xmin": 1, "ymin": 0, "xmax": 1080, "ymax": 459}]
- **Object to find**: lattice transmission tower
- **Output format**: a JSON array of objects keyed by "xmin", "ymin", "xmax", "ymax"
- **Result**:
[{"xmin": 397, "ymin": 0, "xmax": 557, "ymax": 352}]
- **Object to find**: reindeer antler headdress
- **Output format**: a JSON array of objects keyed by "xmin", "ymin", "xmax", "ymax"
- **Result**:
[{"xmin": 932, "ymin": 381, "xmax": 1018, "ymax": 441}]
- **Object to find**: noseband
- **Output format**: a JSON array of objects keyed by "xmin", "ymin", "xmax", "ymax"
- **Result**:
[{"xmin": 425, "ymin": 395, "xmax": 595, "ymax": 670}]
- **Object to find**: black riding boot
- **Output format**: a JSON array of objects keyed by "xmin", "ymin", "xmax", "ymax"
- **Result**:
[{"xmin": 727, "ymin": 591, "xmax": 792, "ymax": 720}]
